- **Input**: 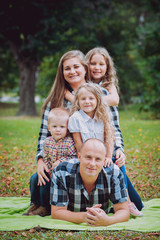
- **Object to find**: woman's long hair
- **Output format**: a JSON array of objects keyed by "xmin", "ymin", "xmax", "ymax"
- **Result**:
[
  {"xmin": 42, "ymin": 50, "xmax": 87, "ymax": 115},
  {"xmin": 85, "ymin": 47, "xmax": 119, "ymax": 91},
  {"xmin": 71, "ymin": 82, "xmax": 114, "ymax": 143}
]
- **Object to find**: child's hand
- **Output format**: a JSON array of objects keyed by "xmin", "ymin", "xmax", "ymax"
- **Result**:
[
  {"xmin": 104, "ymin": 158, "xmax": 113, "ymax": 168},
  {"xmin": 52, "ymin": 160, "xmax": 61, "ymax": 170}
]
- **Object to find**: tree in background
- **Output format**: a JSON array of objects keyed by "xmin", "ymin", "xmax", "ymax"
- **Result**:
[
  {"xmin": 0, "ymin": 0, "xmax": 109, "ymax": 115},
  {"xmin": 133, "ymin": 1, "xmax": 160, "ymax": 117},
  {"xmin": 0, "ymin": 47, "xmax": 19, "ymax": 95},
  {"xmin": 0, "ymin": 0, "xmax": 159, "ymax": 117},
  {"xmin": 0, "ymin": 0, "xmax": 75, "ymax": 115}
]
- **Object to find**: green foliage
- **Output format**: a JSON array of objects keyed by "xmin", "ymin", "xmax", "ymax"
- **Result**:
[
  {"xmin": 132, "ymin": 2, "xmax": 160, "ymax": 117},
  {"xmin": 36, "ymin": 52, "xmax": 63, "ymax": 98},
  {"xmin": 0, "ymin": 0, "xmax": 159, "ymax": 117},
  {"xmin": 0, "ymin": 48, "xmax": 19, "ymax": 94}
]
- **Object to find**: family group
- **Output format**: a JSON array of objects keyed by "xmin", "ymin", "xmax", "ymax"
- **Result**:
[{"xmin": 23, "ymin": 47, "xmax": 143, "ymax": 226}]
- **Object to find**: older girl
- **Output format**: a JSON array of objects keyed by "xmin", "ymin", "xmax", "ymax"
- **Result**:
[{"xmin": 85, "ymin": 46, "xmax": 119, "ymax": 106}]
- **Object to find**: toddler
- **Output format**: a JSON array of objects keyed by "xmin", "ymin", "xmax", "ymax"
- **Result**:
[{"xmin": 23, "ymin": 108, "xmax": 77, "ymax": 217}]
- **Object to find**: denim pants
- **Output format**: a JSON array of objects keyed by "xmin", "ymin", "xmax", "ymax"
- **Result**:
[
  {"xmin": 112, "ymin": 158, "xmax": 144, "ymax": 211},
  {"xmin": 30, "ymin": 172, "xmax": 51, "ymax": 212},
  {"xmin": 112, "ymin": 157, "xmax": 128, "ymax": 188},
  {"xmin": 127, "ymin": 176, "xmax": 144, "ymax": 210}
]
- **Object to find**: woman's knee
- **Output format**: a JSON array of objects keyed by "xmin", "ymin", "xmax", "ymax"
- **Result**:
[{"xmin": 30, "ymin": 172, "xmax": 38, "ymax": 185}]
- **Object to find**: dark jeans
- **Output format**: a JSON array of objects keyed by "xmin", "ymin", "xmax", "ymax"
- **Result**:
[
  {"xmin": 112, "ymin": 158, "xmax": 144, "ymax": 211},
  {"xmin": 127, "ymin": 176, "xmax": 144, "ymax": 210},
  {"xmin": 30, "ymin": 172, "xmax": 51, "ymax": 212},
  {"xmin": 112, "ymin": 158, "xmax": 128, "ymax": 188}
]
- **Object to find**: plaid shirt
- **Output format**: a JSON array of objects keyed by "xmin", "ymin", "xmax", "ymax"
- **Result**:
[
  {"xmin": 43, "ymin": 136, "xmax": 77, "ymax": 176},
  {"xmin": 36, "ymin": 88, "xmax": 124, "ymax": 161},
  {"xmin": 50, "ymin": 159, "xmax": 127, "ymax": 212}
]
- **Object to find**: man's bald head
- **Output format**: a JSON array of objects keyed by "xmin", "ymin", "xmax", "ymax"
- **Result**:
[{"xmin": 80, "ymin": 138, "xmax": 107, "ymax": 156}]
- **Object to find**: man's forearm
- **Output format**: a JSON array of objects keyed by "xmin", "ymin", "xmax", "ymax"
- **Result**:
[
  {"xmin": 51, "ymin": 206, "xmax": 86, "ymax": 224},
  {"xmin": 105, "ymin": 208, "xmax": 129, "ymax": 226}
]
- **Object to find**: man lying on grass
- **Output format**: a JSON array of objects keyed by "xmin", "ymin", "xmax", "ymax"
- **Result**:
[{"xmin": 50, "ymin": 138, "xmax": 129, "ymax": 226}]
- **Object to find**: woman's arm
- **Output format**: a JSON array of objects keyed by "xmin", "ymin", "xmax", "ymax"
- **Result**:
[
  {"xmin": 101, "ymin": 87, "xmax": 124, "ymax": 154},
  {"xmin": 103, "ymin": 84, "xmax": 119, "ymax": 106},
  {"xmin": 36, "ymin": 103, "xmax": 50, "ymax": 184},
  {"xmin": 42, "ymin": 140, "xmax": 52, "ymax": 177},
  {"xmin": 36, "ymin": 103, "xmax": 51, "ymax": 161}
]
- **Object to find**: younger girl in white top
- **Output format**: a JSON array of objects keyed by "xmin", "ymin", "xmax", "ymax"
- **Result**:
[{"xmin": 68, "ymin": 82, "xmax": 114, "ymax": 167}]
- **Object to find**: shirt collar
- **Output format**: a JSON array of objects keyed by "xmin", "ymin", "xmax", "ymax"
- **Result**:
[
  {"xmin": 52, "ymin": 136, "xmax": 66, "ymax": 143},
  {"xmin": 79, "ymin": 109, "xmax": 91, "ymax": 122},
  {"xmin": 79, "ymin": 109, "xmax": 98, "ymax": 122}
]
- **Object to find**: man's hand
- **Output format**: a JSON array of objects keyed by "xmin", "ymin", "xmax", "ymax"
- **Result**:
[
  {"xmin": 86, "ymin": 207, "xmax": 110, "ymax": 226},
  {"xmin": 115, "ymin": 149, "xmax": 126, "ymax": 168},
  {"xmin": 37, "ymin": 158, "xmax": 49, "ymax": 186},
  {"xmin": 86, "ymin": 202, "xmax": 129, "ymax": 226}
]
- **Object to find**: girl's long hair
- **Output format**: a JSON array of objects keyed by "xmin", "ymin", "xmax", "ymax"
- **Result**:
[
  {"xmin": 42, "ymin": 50, "xmax": 87, "ymax": 115},
  {"xmin": 71, "ymin": 82, "xmax": 114, "ymax": 143},
  {"xmin": 85, "ymin": 47, "xmax": 119, "ymax": 91}
]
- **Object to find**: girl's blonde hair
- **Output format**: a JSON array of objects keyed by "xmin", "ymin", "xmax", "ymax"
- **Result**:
[
  {"xmin": 85, "ymin": 47, "xmax": 119, "ymax": 91},
  {"xmin": 42, "ymin": 50, "xmax": 87, "ymax": 115},
  {"xmin": 71, "ymin": 82, "xmax": 114, "ymax": 143}
]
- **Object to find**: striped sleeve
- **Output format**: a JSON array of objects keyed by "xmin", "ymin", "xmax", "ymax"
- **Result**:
[{"xmin": 36, "ymin": 103, "xmax": 51, "ymax": 161}]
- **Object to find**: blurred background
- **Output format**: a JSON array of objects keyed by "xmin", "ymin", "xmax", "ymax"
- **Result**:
[{"xmin": 0, "ymin": 0, "xmax": 159, "ymax": 118}]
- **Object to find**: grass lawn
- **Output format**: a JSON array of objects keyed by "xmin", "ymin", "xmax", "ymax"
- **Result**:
[{"xmin": 0, "ymin": 103, "xmax": 159, "ymax": 239}]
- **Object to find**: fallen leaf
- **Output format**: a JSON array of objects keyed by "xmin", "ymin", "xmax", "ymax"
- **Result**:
[
  {"xmin": 94, "ymin": 236, "xmax": 104, "ymax": 240},
  {"xmin": 13, "ymin": 231, "xmax": 19, "ymax": 235},
  {"xmin": 22, "ymin": 232, "xmax": 28, "ymax": 237},
  {"xmin": 65, "ymin": 232, "xmax": 73, "ymax": 236}
]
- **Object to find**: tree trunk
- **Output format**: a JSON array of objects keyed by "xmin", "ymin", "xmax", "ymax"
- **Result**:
[
  {"xmin": 8, "ymin": 41, "xmax": 39, "ymax": 116},
  {"xmin": 17, "ymin": 61, "xmax": 38, "ymax": 116}
]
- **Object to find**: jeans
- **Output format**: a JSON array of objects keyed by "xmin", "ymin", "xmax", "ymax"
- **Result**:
[
  {"xmin": 112, "ymin": 158, "xmax": 128, "ymax": 188},
  {"xmin": 127, "ymin": 176, "xmax": 144, "ymax": 210},
  {"xmin": 30, "ymin": 172, "xmax": 51, "ymax": 211},
  {"xmin": 112, "ymin": 158, "xmax": 144, "ymax": 211}
]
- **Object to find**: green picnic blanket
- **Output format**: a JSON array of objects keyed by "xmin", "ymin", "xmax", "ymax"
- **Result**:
[{"xmin": 0, "ymin": 197, "xmax": 159, "ymax": 232}]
